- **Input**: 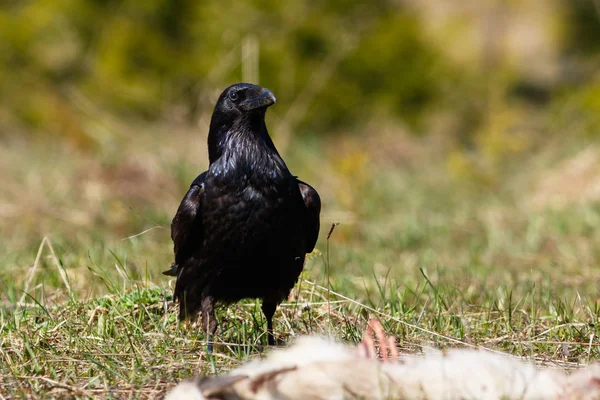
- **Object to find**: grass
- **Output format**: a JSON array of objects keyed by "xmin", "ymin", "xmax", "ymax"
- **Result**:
[{"xmin": 2, "ymin": 120, "xmax": 600, "ymax": 398}]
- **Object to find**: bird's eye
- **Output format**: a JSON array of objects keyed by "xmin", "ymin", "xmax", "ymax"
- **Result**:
[{"xmin": 229, "ymin": 91, "xmax": 239, "ymax": 102}]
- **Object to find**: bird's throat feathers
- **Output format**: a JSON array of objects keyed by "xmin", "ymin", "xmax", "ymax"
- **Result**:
[{"xmin": 207, "ymin": 115, "xmax": 288, "ymax": 181}]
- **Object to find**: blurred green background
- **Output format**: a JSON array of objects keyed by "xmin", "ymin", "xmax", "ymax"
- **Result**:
[
  {"xmin": 3, "ymin": 0, "xmax": 599, "ymax": 141},
  {"xmin": 1, "ymin": 0, "xmax": 600, "ymax": 301}
]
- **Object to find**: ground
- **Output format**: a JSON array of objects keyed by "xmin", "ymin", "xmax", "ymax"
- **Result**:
[{"xmin": 1, "ymin": 123, "xmax": 600, "ymax": 398}]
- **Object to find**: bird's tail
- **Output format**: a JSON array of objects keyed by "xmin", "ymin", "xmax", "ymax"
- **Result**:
[{"xmin": 162, "ymin": 263, "xmax": 178, "ymax": 276}]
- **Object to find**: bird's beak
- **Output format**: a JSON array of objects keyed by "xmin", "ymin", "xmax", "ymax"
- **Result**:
[{"xmin": 240, "ymin": 88, "xmax": 277, "ymax": 111}]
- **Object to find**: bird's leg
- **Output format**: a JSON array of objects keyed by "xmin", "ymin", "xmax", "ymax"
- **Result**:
[
  {"xmin": 261, "ymin": 300, "xmax": 277, "ymax": 346},
  {"xmin": 201, "ymin": 295, "xmax": 217, "ymax": 353}
]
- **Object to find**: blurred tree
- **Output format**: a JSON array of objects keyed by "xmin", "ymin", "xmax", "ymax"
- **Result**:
[
  {"xmin": 0, "ymin": 0, "xmax": 597, "ymax": 148},
  {"xmin": 563, "ymin": 0, "xmax": 600, "ymax": 57}
]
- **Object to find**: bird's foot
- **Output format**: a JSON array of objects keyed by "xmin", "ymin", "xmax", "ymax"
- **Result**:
[{"xmin": 265, "ymin": 337, "xmax": 285, "ymax": 348}]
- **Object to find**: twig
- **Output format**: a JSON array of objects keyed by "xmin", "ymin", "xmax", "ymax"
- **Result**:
[
  {"xmin": 242, "ymin": 35, "xmax": 259, "ymax": 84},
  {"xmin": 532, "ymin": 323, "xmax": 589, "ymax": 340},
  {"xmin": 588, "ymin": 333, "xmax": 595, "ymax": 363},
  {"xmin": 40, "ymin": 376, "xmax": 85, "ymax": 395},
  {"xmin": 121, "ymin": 226, "xmax": 163, "ymax": 241},
  {"xmin": 301, "ymin": 279, "xmax": 511, "ymax": 356},
  {"xmin": 19, "ymin": 237, "xmax": 48, "ymax": 305},
  {"xmin": 275, "ymin": 36, "xmax": 358, "ymax": 154},
  {"xmin": 19, "ymin": 236, "xmax": 74, "ymax": 306},
  {"xmin": 45, "ymin": 237, "xmax": 73, "ymax": 299},
  {"xmin": 326, "ymin": 223, "xmax": 339, "ymax": 336}
]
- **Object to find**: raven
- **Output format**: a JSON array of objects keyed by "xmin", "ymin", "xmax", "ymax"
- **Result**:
[{"xmin": 164, "ymin": 83, "xmax": 321, "ymax": 346}]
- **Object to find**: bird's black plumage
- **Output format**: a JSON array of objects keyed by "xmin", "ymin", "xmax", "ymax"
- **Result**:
[{"xmin": 165, "ymin": 83, "xmax": 321, "ymax": 346}]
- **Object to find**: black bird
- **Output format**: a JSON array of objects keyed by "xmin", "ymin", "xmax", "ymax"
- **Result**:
[{"xmin": 164, "ymin": 83, "xmax": 321, "ymax": 346}]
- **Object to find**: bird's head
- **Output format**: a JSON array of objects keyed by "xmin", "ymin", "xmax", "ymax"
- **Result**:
[
  {"xmin": 208, "ymin": 83, "xmax": 279, "ymax": 163},
  {"xmin": 212, "ymin": 83, "xmax": 276, "ymax": 121}
]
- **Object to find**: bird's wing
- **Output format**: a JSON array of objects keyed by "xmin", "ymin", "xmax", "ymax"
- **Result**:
[
  {"xmin": 163, "ymin": 172, "xmax": 207, "ymax": 276},
  {"xmin": 297, "ymin": 179, "xmax": 321, "ymax": 253}
]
